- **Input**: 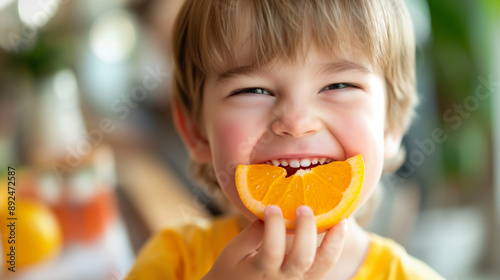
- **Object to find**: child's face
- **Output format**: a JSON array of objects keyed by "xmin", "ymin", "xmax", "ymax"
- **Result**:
[{"xmin": 193, "ymin": 47, "xmax": 399, "ymax": 222}]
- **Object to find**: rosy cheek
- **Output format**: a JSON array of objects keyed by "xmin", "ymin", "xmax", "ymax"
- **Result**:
[
  {"xmin": 336, "ymin": 113, "xmax": 384, "ymax": 176},
  {"xmin": 209, "ymin": 106, "xmax": 271, "ymax": 158},
  {"xmin": 335, "ymin": 115, "xmax": 370, "ymax": 150},
  {"xmin": 214, "ymin": 122, "xmax": 243, "ymax": 150},
  {"xmin": 208, "ymin": 118, "xmax": 255, "ymax": 173}
]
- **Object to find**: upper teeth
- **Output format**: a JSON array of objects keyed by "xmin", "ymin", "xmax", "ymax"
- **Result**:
[{"xmin": 264, "ymin": 157, "xmax": 333, "ymax": 167}]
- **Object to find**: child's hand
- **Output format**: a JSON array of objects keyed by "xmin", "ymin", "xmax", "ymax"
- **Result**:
[{"xmin": 203, "ymin": 205, "xmax": 348, "ymax": 280}]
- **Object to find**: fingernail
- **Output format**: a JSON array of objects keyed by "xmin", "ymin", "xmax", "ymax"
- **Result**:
[
  {"xmin": 266, "ymin": 205, "xmax": 281, "ymax": 215},
  {"xmin": 297, "ymin": 205, "xmax": 313, "ymax": 216}
]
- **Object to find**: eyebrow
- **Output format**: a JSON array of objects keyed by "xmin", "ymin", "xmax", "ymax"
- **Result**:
[
  {"xmin": 216, "ymin": 60, "xmax": 372, "ymax": 84},
  {"xmin": 319, "ymin": 60, "xmax": 373, "ymax": 75},
  {"xmin": 216, "ymin": 65, "xmax": 266, "ymax": 84}
]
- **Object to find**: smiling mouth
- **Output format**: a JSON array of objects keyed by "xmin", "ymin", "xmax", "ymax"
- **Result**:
[{"xmin": 262, "ymin": 157, "xmax": 335, "ymax": 177}]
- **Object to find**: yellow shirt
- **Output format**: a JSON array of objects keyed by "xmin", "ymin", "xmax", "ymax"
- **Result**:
[{"xmin": 126, "ymin": 216, "xmax": 444, "ymax": 280}]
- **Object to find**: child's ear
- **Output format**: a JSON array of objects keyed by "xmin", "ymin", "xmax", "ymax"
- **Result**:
[
  {"xmin": 172, "ymin": 101, "xmax": 212, "ymax": 163},
  {"xmin": 384, "ymin": 131, "xmax": 403, "ymax": 159}
]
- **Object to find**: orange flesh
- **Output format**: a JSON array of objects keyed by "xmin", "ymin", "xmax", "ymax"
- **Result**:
[{"xmin": 236, "ymin": 154, "xmax": 364, "ymax": 230}]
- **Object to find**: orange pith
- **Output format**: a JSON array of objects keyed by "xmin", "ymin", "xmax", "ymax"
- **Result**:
[{"xmin": 235, "ymin": 154, "xmax": 364, "ymax": 231}]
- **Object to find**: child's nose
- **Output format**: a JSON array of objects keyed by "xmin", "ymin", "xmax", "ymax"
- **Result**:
[{"xmin": 271, "ymin": 100, "xmax": 322, "ymax": 138}]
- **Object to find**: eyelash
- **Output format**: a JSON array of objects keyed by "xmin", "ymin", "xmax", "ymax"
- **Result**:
[
  {"xmin": 230, "ymin": 88, "xmax": 273, "ymax": 96},
  {"xmin": 230, "ymin": 83, "xmax": 357, "ymax": 96},
  {"xmin": 319, "ymin": 83, "xmax": 358, "ymax": 92}
]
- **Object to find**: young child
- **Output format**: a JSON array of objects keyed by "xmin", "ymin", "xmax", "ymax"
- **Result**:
[{"xmin": 127, "ymin": 0, "xmax": 444, "ymax": 279}]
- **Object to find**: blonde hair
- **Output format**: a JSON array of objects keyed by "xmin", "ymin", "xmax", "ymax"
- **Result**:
[{"xmin": 171, "ymin": 0, "xmax": 416, "ymax": 200}]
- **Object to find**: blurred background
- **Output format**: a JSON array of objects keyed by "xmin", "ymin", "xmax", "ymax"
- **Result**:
[{"xmin": 0, "ymin": 0, "xmax": 498, "ymax": 279}]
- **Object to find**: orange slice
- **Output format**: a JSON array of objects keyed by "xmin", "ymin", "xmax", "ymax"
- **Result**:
[{"xmin": 235, "ymin": 154, "xmax": 364, "ymax": 231}]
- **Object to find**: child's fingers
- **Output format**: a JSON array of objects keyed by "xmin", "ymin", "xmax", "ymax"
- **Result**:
[
  {"xmin": 256, "ymin": 205, "xmax": 286, "ymax": 271},
  {"xmin": 221, "ymin": 219, "xmax": 265, "ymax": 263},
  {"xmin": 280, "ymin": 205, "xmax": 317, "ymax": 276},
  {"xmin": 305, "ymin": 219, "xmax": 348, "ymax": 279}
]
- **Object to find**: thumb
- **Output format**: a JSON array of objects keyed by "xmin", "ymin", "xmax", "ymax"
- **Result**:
[{"xmin": 221, "ymin": 219, "xmax": 264, "ymax": 262}]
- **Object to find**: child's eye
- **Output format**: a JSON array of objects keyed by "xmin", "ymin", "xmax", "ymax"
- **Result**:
[
  {"xmin": 319, "ymin": 83, "xmax": 357, "ymax": 93},
  {"xmin": 230, "ymin": 88, "xmax": 273, "ymax": 96}
]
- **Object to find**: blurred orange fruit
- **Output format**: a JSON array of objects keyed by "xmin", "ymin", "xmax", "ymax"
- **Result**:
[
  {"xmin": 1, "ymin": 199, "xmax": 63, "ymax": 269},
  {"xmin": 236, "ymin": 154, "xmax": 364, "ymax": 231},
  {"xmin": 0, "ymin": 190, "xmax": 6, "ymax": 216}
]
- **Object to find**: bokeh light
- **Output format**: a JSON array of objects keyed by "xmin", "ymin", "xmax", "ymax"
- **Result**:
[
  {"xmin": 18, "ymin": 0, "xmax": 60, "ymax": 28},
  {"xmin": 89, "ymin": 10, "xmax": 137, "ymax": 63}
]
